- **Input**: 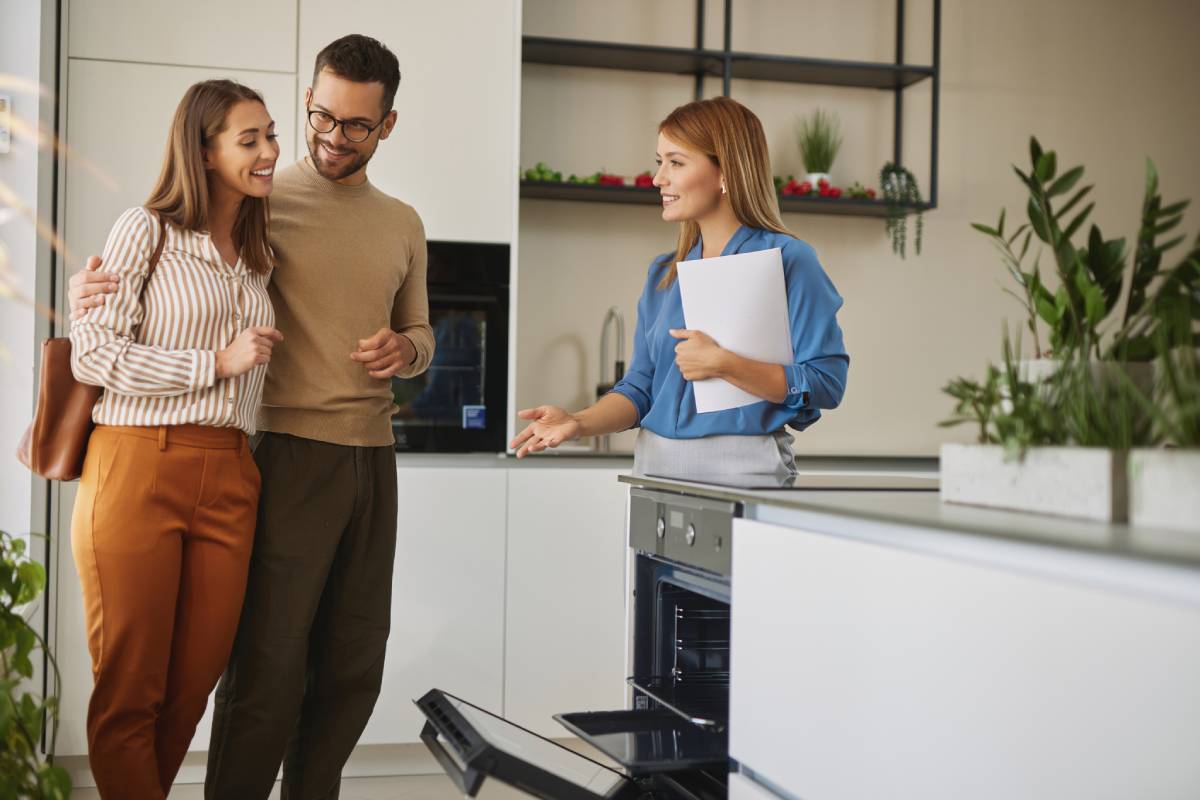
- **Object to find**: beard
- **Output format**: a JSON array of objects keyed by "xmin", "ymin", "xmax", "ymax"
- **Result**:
[{"xmin": 306, "ymin": 133, "xmax": 376, "ymax": 182}]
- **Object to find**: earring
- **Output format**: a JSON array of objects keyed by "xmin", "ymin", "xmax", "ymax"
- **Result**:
[{"xmin": 721, "ymin": 183, "xmax": 727, "ymax": 195}]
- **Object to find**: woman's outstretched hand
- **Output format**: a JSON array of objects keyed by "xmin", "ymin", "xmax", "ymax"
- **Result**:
[{"xmin": 510, "ymin": 405, "xmax": 583, "ymax": 458}]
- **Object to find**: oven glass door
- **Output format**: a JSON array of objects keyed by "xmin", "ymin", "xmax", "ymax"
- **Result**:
[
  {"xmin": 415, "ymin": 689, "xmax": 642, "ymax": 800},
  {"xmin": 391, "ymin": 292, "xmax": 507, "ymax": 452}
]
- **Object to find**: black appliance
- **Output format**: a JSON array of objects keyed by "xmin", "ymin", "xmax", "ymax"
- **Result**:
[
  {"xmin": 416, "ymin": 487, "xmax": 737, "ymax": 800},
  {"xmin": 391, "ymin": 240, "xmax": 509, "ymax": 452}
]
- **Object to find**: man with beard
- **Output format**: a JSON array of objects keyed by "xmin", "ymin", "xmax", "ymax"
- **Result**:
[{"xmin": 69, "ymin": 34, "xmax": 433, "ymax": 799}]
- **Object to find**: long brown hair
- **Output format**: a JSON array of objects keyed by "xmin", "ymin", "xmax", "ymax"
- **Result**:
[
  {"xmin": 657, "ymin": 96, "xmax": 792, "ymax": 289},
  {"xmin": 145, "ymin": 80, "xmax": 274, "ymax": 274}
]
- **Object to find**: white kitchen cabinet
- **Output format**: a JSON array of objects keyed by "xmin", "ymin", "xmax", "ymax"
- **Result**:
[
  {"xmin": 63, "ymin": 59, "xmax": 296, "ymax": 285},
  {"xmin": 68, "ymin": 0, "xmax": 296, "ymax": 73},
  {"xmin": 728, "ymin": 772, "xmax": 782, "ymax": 800},
  {"xmin": 503, "ymin": 466, "xmax": 630, "ymax": 737},
  {"xmin": 360, "ymin": 466, "xmax": 508, "ymax": 744},
  {"xmin": 729, "ymin": 518, "xmax": 1200, "ymax": 800},
  {"xmin": 296, "ymin": 0, "xmax": 520, "ymax": 243}
]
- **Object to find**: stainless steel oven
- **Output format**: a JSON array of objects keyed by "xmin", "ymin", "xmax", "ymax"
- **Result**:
[
  {"xmin": 416, "ymin": 488, "xmax": 738, "ymax": 800},
  {"xmin": 391, "ymin": 240, "xmax": 509, "ymax": 452}
]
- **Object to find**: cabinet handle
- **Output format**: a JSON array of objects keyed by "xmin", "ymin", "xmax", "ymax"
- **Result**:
[{"xmin": 686, "ymin": 523, "xmax": 697, "ymax": 547}]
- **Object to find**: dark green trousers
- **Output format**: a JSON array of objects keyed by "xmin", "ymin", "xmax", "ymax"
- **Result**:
[{"xmin": 205, "ymin": 432, "xmax": 398, "ymax": 800}]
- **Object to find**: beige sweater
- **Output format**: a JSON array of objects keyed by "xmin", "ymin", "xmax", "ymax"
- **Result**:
[{"xmin": 258, "ymin": 158, "xmax": 434, "ymax": 446}]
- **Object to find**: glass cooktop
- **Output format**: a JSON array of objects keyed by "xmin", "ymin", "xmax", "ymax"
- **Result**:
[{"xmin": 641, "ymin": 471, "xmax": 940, "ymax": 491}]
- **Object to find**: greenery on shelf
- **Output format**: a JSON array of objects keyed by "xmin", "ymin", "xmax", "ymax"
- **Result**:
[
  {"xmin": 0, "ymin": 530, "xmax": 70, "ymax": 799},
  {"xmin": 796, "ymin": 109, "xmax": 842, "ymax": 175},
  {"xmin": 881, "ymin": 162, "xmax": 924, "ymax": 258},
  {"xmin": 970, "ymin": 138, "xmax": 1200, "ymax": 360}
]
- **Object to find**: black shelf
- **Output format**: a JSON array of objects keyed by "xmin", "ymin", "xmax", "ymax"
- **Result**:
[
  {"xmin": 728, "ymin": 52, "xmax": 933, "ymax": 90},
  {"xmin": 523, "ymin": 36, "xmax": 934, "ymax": 91},
  {"xmin": 520, "ymin": 181, "xmax": 927, "ymax": 218},
  {"xmin": 523, "ymin": 36, "xmax": 725, "ymax": 79}
]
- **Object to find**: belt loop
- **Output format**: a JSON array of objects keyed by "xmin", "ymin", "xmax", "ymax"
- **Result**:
[{"xmin": 158, "ymin": 426, "xmax": 168, "ymax": 451}]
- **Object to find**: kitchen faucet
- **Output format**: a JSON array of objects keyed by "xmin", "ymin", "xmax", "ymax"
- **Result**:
[{"xmin": 595, "ymin": 306, "xmax": 626, "ymax": 453}]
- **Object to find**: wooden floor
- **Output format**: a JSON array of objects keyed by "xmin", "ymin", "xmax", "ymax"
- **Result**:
[{"xmin": 72, "ymin": 773, "xmax": 534, "ymax": 799}]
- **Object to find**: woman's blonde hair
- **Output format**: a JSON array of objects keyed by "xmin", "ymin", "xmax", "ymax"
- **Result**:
[
  {"xmin": 657, "ymin": 96, "xmax": 792, "ymax": 289},
  {"xmin": 145, "ymin": 79, "xmax": 274, "ymax": 275}
]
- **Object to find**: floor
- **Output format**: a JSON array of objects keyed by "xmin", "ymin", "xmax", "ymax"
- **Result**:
[{"xmin": 72, "ymin": 774, "xmax": 533, "ymax": 799}]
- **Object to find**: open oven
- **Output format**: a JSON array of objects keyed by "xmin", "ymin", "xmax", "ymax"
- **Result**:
[{"xmin": 415, "ymin": 488, "xmax": 738, "ymax": 799}]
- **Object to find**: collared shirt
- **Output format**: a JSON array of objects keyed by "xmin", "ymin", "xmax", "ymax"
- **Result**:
[
  {"xmin": 70, "ymin": 206, "xmax": 274, "ymax": 434},
  {"xmin": 610, "ymin": 225, "xmax": 849, "ymax": 439}
]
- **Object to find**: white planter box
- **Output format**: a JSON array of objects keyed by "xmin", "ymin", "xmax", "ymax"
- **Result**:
[
  {"xmin": 940, "ymin": 443, "xmax": 1128, "ymax": 522},
  {"xmin": 1128, "ymin": 449, "xmax": 1200, "ymax": 533}
]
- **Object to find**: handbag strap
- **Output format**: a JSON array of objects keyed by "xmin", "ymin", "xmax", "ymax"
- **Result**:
[{"xmin": 133, "ymin": 208, "xmax": 167, "ymax": 334}]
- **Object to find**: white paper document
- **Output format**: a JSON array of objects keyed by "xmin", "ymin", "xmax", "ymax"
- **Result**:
[{"xmin": 676, "ymin": 247, "xmax": 794, "ymax": 414}]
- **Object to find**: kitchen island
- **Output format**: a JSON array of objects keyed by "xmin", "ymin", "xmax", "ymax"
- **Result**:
[{"xmin": 621, "ymin": 472, "xmax": 1200, "ymax": 800}]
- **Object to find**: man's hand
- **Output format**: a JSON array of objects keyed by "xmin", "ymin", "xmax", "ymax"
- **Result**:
[
  {"xmin": 69, "ymin": 256, "xmax": 119, "ymax": 320},
  {"xmin": 669, "ymin": 328, "xmax": 729, "ymax": 381},
  {"xmin": 351, "ymin": 327, "xmax": 416, "ymax": 379}
]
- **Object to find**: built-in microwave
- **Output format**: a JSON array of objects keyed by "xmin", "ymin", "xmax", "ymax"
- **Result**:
[{"xmin": 391, "ymin": 241, "xmax": 509, "ymax": 453}]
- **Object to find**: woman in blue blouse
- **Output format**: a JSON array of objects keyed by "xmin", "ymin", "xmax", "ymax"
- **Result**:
[{"xmin": 511, "ymin": 96, "xmax": 849, "ymax": 476}]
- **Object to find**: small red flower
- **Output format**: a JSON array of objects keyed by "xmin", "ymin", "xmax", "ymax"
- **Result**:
[
  {"xmin": 829, "ymin": 187, "xmax": 842, "ymax": 199},
  {"xmin": 866, "ymin": 188, "xmax": 876, "ymax": 199},
  {"xmin": 818, "ymin": 187, "xmax": 831, "ymax": 197},
  {"xmin": 817, "ymin": 178, "xmax": 830, "ymax": 189},
  {"xmin": 797, "ymin": 182, "xmax": 812, "ymax": 195}
]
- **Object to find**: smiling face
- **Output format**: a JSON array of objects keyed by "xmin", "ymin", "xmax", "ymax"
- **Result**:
[
  {"xmin": 203, "ymin": 99, "xmax": 279, "ymax": 199},
  {"xmin": 305, "ymin": 67, "xmax": 397, "ymax": 184},
  {"xmin": 653, "ymin": 131, "xmax": 725, "ymax": 223}
]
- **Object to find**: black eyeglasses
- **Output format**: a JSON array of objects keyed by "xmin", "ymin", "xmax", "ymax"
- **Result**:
[{"xmin": 306, "ymin": 108, "xmax": 386, "ymax": 143}]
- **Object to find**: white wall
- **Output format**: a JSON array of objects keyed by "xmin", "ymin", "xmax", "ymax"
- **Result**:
[
  {"xmin": 516, "ymin": 0, "xmax": 1200, "ymax": 456},
  {"xmin": 0, "ymin": 0, "xmax": 46, "ymax": 537}
]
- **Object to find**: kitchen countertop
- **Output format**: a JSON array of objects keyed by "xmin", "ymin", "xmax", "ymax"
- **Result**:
[{"xmin": 620, "ymin": 472, "xmax": 1200, "ymax": 571}]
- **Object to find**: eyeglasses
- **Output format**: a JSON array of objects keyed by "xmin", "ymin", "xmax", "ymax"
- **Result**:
[{"xmin": 306, "ymin": 108, "xmax": 386, "ymax": 143}]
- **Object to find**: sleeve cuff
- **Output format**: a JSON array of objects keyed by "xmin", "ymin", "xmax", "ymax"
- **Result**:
[
  {"xmin": 191, "ymin": 350, "xmax": 217, "ymax": 391},
  {"xmin": 783, "ymin": 365, "xmax": 810, "ymax": 410},
  {"xmin": 608, "ymin": 385, "xmax": 648, "ymax": 425}
]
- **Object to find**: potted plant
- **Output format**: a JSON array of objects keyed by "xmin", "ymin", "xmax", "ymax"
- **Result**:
[
  {"xmin": 880, "ymin": 161, "xmax": 924, "ymax": 258},
  {"xmin": 0, "ymin": 530, "xmax": 71, "ymax": 798},
  {"xmin": 940, "ymin": 330, "xmax": 1150, "ymax": 521},
  {"xmin": 940, "ymin": 138, "xmax": 1199, "ymax": 522},
  {"xmin": 796, "ymin": 109, "xmax": 841, "ymax": 189},
  {"xmin": 1128, "ymin": 299, "xmax": 1200, "ymax": 533}
]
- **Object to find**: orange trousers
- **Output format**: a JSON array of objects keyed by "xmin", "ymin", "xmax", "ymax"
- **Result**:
[{"xmin": 71, "ymin": 424, "xmax": 259, "ymax": 799}]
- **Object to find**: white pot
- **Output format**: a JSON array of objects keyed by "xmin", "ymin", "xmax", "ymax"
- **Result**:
[
  {"xmin": 1128, "ymin": 448, "xmax": 1200, "ymax": 533},
  {"xmin": 940, "ymin": 443, "xmax": 1128, "ymax": 522},
  {"xmin": 804, "ymin": 171, "xmax": 832, "ymax": 188},
  {"xmin": 1019, "ymin": 358, "xmax": 1155, "ymax": 393}
]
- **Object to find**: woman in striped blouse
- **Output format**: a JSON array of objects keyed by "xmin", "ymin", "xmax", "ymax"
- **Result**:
[{"xmin": 69, "ymin": 79, "xmax": 283, "ymax": 799}]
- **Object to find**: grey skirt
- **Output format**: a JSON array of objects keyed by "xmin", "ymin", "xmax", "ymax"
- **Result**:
[{"xmin": 633, "ymin": 428, "xmax": 796, "ymax": 480}]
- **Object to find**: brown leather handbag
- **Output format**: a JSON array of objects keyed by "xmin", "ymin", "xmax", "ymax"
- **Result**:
[{"xmin": 16, "ymin": 211, "xmax": 166, "ymax": 480}]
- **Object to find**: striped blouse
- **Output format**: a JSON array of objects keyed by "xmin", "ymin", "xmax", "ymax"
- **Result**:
[{"xmin": 70, "ymin": 206, "xmax": 274, "ymax": 434}]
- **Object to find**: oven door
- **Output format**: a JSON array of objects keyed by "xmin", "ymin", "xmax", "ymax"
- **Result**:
[
  {"xmin": 415, "ymin": 689, "xmax": 642, "ymax": 800},
  {"xmin": 416, "ymin": 689, "xmax": 729, "ymax": 800},
  {"xmin": 391, "ymin": 291, "xmax": 508, "ymax": 452}
]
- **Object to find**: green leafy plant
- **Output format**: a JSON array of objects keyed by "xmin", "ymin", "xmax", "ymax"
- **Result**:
[
  {"xmin": 881, "ymin": 162, "xmax": 924, "ymax": 258},
  {"xmin": 796, "ymin": 109, "xmax": 842, "ymax": 175},
  {"xmin": 941, "ymin": 327, "xmax": 1156, "ymax": 456},
  {"xmin": 0, "ymin": 530, "xmax": 70, "ymax": 799},
  {"xmin": 971, "ymin": 138, "xmax": 1200, "ymax": 359}
]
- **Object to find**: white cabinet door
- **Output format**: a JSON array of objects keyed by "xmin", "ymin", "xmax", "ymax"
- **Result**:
[
  {"xmin": 728, "ymin": 772, "xmax": 783, "ymax": 800},
  {"xmin": 359, "ymin": 466, "xmax": 508, "ymax": 744},
  {"xmin": 504, "ymin": 467, "xmax": 629, "ymax": 736},
  {"xmin": 63, "ymin": 59, "xmax": 297, "ymax": 283},
  {"xmin": 729, "ymin": 519, "xmax": 1200, "ymax": 800},
  {"xmin": 68, "ymin": 0, "xmax": 296, "ymax": 73},
  {"xmin": 297, "ymin": 0, "xmax": 519, "ymax": 243}
]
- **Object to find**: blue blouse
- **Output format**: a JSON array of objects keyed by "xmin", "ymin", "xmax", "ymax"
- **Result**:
[{"xmin": 610, "ymin": 225, "xmax": 849, "ymax": 439}]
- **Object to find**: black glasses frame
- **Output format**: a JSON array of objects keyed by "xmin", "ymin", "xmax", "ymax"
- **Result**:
[{"xmin": 306, "ymin": 108, "xmax": 387, "ymax": 143}]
